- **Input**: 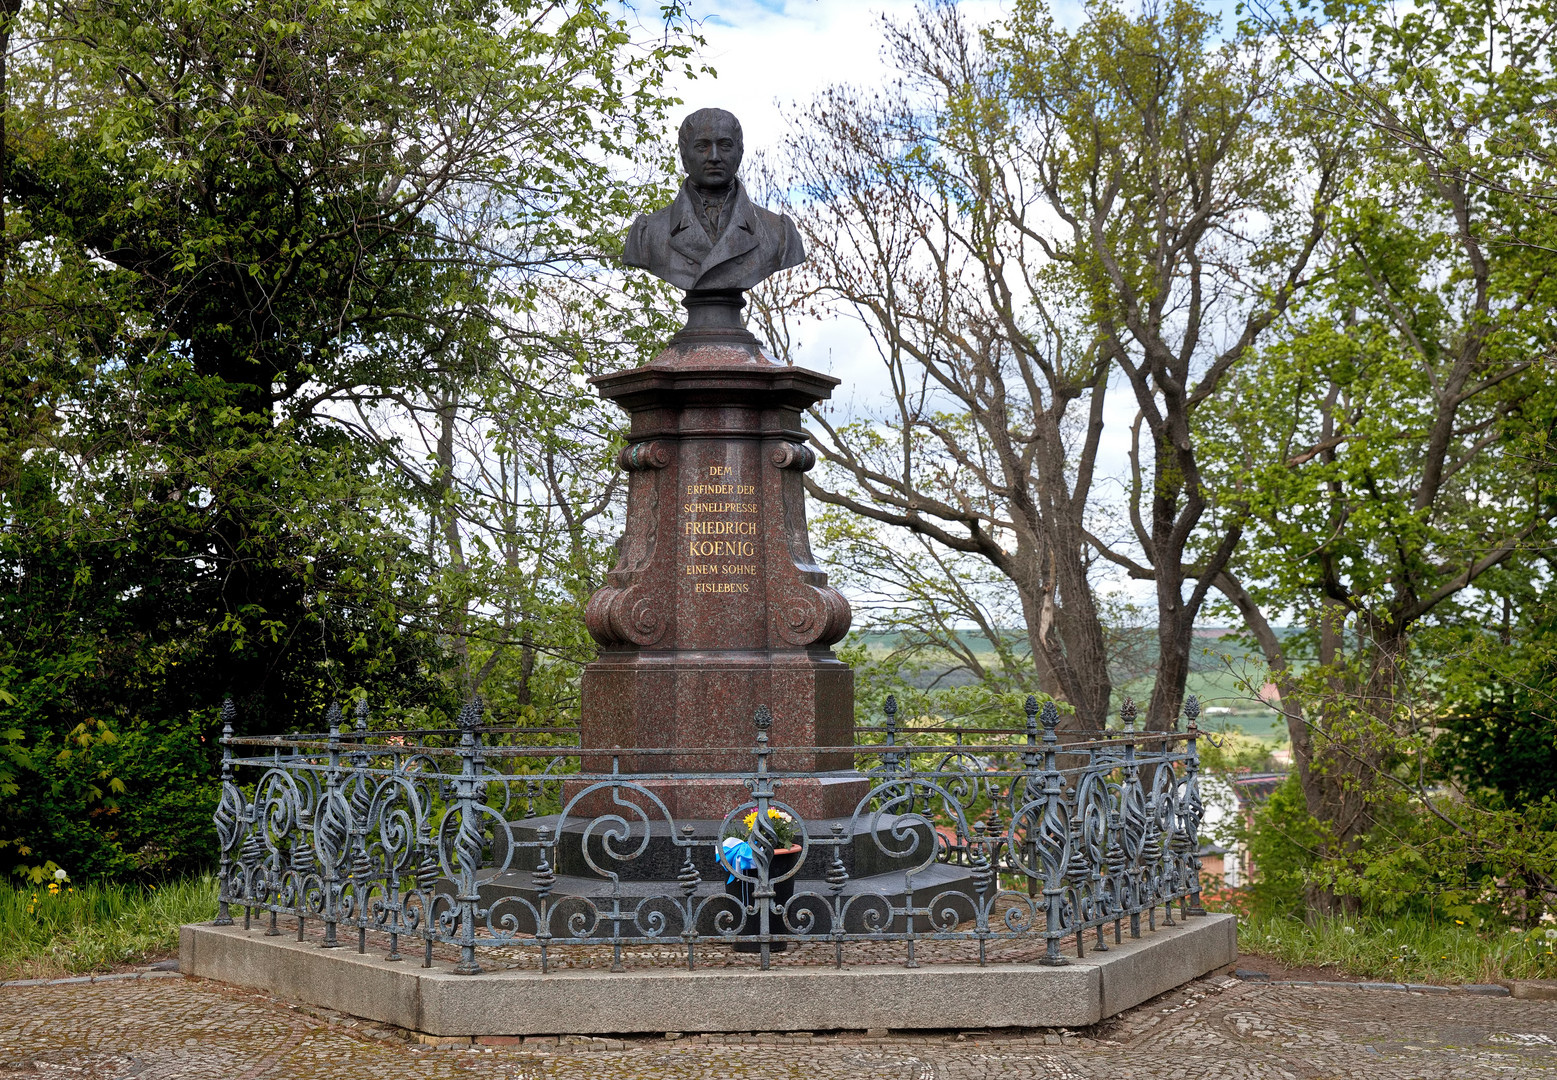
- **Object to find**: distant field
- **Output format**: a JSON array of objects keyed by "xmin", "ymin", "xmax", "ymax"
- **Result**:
[
  {"xmin": 854, "ymin": 631, "xmax": 1292, "ymax": 743},
  {"xmin": 1118, "ymin": 668, "xmax": 1289, "ymax": 740}
]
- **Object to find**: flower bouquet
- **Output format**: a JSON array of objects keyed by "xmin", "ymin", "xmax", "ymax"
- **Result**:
[{"xmin": 719, "ymin": 806, "xmax": 803, "ymax": 953}]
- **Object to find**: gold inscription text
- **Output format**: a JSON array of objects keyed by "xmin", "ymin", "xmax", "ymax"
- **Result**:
[
  {"xmin": 683, "ymin": 520, "xmax": 756, "ymax": 536},
  {"xmin": 688, "ymin": 539, "xmax": 756, "ymax": 558},
  {"xmin": 682, "ymin": 502, "xmax": 757, "ymax": 514}
]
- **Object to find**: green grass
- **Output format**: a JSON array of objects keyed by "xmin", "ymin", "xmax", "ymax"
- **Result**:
[
  {"xmin": 1238, "ymin": 911, "xmax": 1557, "ymax": 984},
  {"xmin": 0, "ymin": 875, "xmax": 217, "ymax": 981}
]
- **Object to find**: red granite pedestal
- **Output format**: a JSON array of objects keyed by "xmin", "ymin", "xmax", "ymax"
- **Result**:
[{"xmin": 572, "ymin": 301, "xmax": 864, "ymax": 821}]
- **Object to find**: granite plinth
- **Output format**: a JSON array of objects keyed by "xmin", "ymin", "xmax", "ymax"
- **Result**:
[
  {"xmin": 560, "ymin": 773, "xmax": 869, "ymax": 821},
  {"xmin": 580, "ymin": 650, "xmax": 853, "ymax": 775},
  {"xmin": 583, "ymin": 342, "xmax": 849, "ymax": 661},
  {"xmin": 482, "ymin": 813, "xmax": 974, "ymax": 935},
  {"xmin": 580, "ymin": 338, "xmax": 855, "ymax": 806},
  {"xmin": 473, "ymin": 862, "xmax": 978, "ymax": 936},
  {"xmin": 494, "ymin": 814, "xmax": 937, "ymax": 882}
]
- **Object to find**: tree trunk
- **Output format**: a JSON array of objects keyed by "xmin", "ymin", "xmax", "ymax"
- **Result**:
[
  {"xmin": 1, "ymin": 0, "xmax": 13, "ymax": 290},
  {"xmin": 1147, "ymin": 570, "xmax": 1192, "ymax": 732}
]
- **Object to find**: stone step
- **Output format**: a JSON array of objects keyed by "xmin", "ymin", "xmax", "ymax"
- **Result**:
[
  {"xmin": 476, "ymin": 862, "xmax": 980, "ymax": 935},
  {"xmin": 494, "ymin": 813, "xmax": 947, "ymax": 883}
]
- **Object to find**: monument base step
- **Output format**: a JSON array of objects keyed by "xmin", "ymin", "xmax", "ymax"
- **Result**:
[
  {"xmin": 494, "ymin": 812, "xmax": 940, "ymax": 882},
  {"xmin": 475, "ymin": 861, "xmax": 979, "ymax": 934},
  {"xmin": 179, "ymin": 913, "xmax": 1237, "ymax": 1036}
]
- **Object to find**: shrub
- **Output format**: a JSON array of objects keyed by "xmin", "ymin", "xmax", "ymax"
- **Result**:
[
  {"xmin": 1240, "ymin": 773, "xmax": 1324, "ymax": 918},
  {"xmin": 4, "ymin": 714, "xmax": 219, "ymax": 882}
]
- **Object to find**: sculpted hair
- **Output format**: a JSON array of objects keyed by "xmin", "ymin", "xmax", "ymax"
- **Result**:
[{"xmin": 678, "ymin": 108, "xmax": 743, "ymax": 154}]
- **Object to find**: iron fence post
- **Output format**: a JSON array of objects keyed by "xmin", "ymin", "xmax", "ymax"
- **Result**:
[
  {"xmin": 971, "ymin": 821, "xmax": 992, "ymax": 966},
  {"xmin": 536, "ymin": 825, "xmax": 556, "ymax": 973},
  {"xmin": 416, "ymin": 843, "xmax": 438, "ymax": 968},
  {"xmin": 451, "ymin": 699, "xmax": 486, "ymax": 975},
  {"xmin": 319, "ymin": 703, "xmax": 345, "ymax": 949},
  {"xmin": 1037, "ymin": 701, "xmax": 1069, "ymax": 966},
  {"xmin": 750, "ymin": 705, "xmax": 777, "ymax": 971},
  {"xmin": 827, "ymin": 823, "xmax": 848, "ymax": 969},
  {"xmin": 213, "ymin": 697, "xmax": 238, "ymax": 926},
  {"xmin": 881, "ymin": 693, "xmax": 903, "ymax": 788},
  {"xmin": 381, "ymin": 726, "xmax": 407, "ymax": 964},
  {"xmin": 349, "ymin": 699, "xmax": 372, "ymax": 953},
  {"xmin": 1183, "ymin": 695, "xmax": 1207, "ymax": 916},
  {"xmin": 1121, "ymin": 698, "xmax": 1144, "ymax": 939},
  {"xmin": 264, "ymin": 741, "xmax": 283, "ymax": 937},
  {"xmin": 1085, "ymin": 737, "xmax": 1109, "ymax": 953},
  {"xmin": 1105, "ymin": 807, "xmax": 1126, "ymax": 945},
  {"xmin": 1022, "ymin": 696, "xmax": 1041, "ymax": 903},
  {"xmin": 677, "ymin": 824, "xmax": 699, "ymax": 971}
]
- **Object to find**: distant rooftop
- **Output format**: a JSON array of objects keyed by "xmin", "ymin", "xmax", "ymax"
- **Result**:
[{"xmin": 1230, "ymin": 772, "xmax": 1288, "ymax": 805}]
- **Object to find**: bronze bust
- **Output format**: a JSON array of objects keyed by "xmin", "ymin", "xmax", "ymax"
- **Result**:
[{"xmin": 624, "ymin": 109, "xmax": 805, "ymax": 293}]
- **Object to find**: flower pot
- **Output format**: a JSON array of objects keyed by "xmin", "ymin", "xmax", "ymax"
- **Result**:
[{"xmin": 726, "ymin": 844, "xmax": 803, "ymax": 953}]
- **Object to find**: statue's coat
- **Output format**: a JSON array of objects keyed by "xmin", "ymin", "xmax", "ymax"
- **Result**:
[{"xmin": 624, "ymin": 180, "xmax": 804, "ymax": 292}]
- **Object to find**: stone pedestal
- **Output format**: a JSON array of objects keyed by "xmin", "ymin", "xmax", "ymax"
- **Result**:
[{"xmin": 575, "ymin": 293, "xmax": 861, "ymax": 820}]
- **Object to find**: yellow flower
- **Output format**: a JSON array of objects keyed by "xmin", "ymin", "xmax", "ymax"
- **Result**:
[{"xmin": 741, "ymin": 807, "xmax": 794, "ymax": 832}]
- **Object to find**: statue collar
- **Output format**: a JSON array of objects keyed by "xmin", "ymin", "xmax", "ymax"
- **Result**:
[{"xmin": 668, "ymin": 180, "xmax": 760, "ymax": 272}]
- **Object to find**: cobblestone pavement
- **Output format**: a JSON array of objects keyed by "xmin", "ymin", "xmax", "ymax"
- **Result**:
[{"xmin": 2, "ymin": 972, "xmax": 1555, "ymax": 1078}]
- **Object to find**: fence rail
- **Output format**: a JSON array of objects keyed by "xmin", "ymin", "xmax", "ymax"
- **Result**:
[{"xmin": 213, "ymin": 695, "xmax": 1209, "ymax": 973}]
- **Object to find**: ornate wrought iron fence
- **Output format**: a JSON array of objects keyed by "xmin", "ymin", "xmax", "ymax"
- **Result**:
[{"xmin": 212, "ymin": 695, "xmax": 1208, "ymax": 972}]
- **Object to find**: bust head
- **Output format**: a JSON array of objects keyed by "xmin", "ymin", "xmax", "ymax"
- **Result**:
[{"xmin": 678, "ymin": 108, "xmax": 744, "ymax": 196}]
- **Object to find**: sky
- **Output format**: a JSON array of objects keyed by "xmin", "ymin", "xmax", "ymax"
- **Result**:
[
  {"xmin": 656, "ymin": 0, "xmax": 1033, "ymax": 396},
  {"xmin": 657, "ymin": 0, "xmax": 993, "ymax": 393},
  {"xmin": 670, "ymin": 0, "xmax": 1011, "ymax": 153}
]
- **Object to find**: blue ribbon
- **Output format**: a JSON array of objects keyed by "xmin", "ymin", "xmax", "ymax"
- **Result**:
[{"xmin": 720, "ymin": 836, "xmax": 754, "ymax": 884}]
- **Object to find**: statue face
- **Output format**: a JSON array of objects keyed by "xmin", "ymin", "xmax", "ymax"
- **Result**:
[{"xmin": 680, "ymin": 114, "xmax": 743, "ymax": 192}]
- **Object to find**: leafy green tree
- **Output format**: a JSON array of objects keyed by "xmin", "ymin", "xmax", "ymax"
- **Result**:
[
  {"xmin": 759, "ymin": 0, "xmax": 1344, "ymax": 730},
  {"xmin": 1434, "ymin": 588, "xmax": 1557, "ymax": 819},
  {"xmin": 1211, "ymin": 0, "xmax": 1557, "ymax": 914},
  {"xmin": 0, "ymin": 0, "xmax": 692, "ymax": 876},
  {"xmin": 344, "ymin": 287, "xmax": 681, "ymax": 714}
]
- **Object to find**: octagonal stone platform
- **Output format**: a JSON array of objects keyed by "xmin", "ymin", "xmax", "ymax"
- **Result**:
[{"xmin": 180, "ymin": 913, "xmax": 1236, "ymax": 1036}]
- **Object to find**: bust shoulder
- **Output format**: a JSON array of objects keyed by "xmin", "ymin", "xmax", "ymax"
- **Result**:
[
  {"xmin": 749, "ymin": 203, "xmax": 804, "ymax": 263},
  {"xmin": 623, "ymin": 207, "xmax": 669, "ymax": 270}
]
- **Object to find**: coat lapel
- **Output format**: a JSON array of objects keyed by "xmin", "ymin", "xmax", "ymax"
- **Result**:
[{"xmin": 667, "ymin": 186, "xmax": 711, "ymax": 265}]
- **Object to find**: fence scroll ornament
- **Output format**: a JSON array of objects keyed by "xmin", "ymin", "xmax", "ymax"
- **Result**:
[{"xmin": 214, "ymin": 696, "xmax": 1209, "ymax": 972}]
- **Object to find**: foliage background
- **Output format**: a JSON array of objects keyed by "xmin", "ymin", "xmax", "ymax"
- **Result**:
[{"xmin": 0, "ymin": 0, "xmax": 693, "ymax": 879}]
